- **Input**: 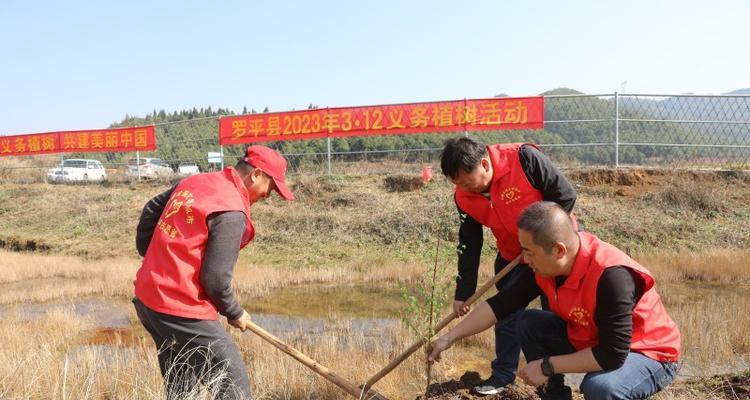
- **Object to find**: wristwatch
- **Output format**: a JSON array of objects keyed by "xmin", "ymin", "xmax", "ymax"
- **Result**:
[{"xmin": 541, "ymin": 357, "xmax": 555, "ymax": 377}]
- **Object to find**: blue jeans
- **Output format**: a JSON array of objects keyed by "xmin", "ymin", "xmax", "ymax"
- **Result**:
[
  {"xmin": 488, "ymin": 255, "xmax": 530, "ymax": 384},
  {"xmin": 516, "ymin": 309, "xmax": 678, "ymax": 399}
]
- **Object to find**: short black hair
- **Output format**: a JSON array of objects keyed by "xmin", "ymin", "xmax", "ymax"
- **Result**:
[
  {"xmin": 440, "ymin": 136, "xmax": 487, "ymax": 179},
  {"xmin": 235, "ymin": 158, "xmax": 251, "ymax": 170},
  {"xmin": 517, "ymin": 201, "xmax": 576, "ymax": 254}
]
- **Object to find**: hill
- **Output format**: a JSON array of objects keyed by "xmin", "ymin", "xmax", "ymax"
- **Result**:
[{"xmin": 0, "ymin": 168, "xmax": 748, "ymax": 263}]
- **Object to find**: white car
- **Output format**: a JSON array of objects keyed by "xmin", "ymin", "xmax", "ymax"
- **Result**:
[
  {"xmin": 47, "ymin": 159, "xmax": 107, "ymax": 182},
  {"xmin": 178, "ymin": 163, "xmax": 200, "ymax": 176},
  {"xmin": 127, "ymin": 157, "xmax": 174, "ymax": 179}
]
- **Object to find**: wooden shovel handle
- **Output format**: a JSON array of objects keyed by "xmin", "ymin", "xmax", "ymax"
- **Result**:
[
  {"xmin": 244, "ymin": 320, "xmax": 387, "ymax": 400},
  {"xmin": 361, "ymin": 255, "xmax": 522, "ymax": 391}
]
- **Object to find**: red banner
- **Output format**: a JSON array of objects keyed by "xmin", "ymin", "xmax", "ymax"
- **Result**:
[
  {"xmin": 219, "ymin": 97, "xmax": 544, "ymax": 145},
  {"xmin": 0, "ymin": 126, "xmax": 156, "ymax": 157}
]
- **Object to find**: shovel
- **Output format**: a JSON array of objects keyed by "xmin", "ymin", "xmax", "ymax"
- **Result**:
[
  {"xmin": 244, "ymin": 319, "xmax": 388, "ymax": 400},
  {"xmin": 360, "ymin": 255, "xmax": 522, "ymax": 393}
]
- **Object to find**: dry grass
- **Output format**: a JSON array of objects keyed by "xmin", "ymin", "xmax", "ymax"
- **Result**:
[
  {"xmin": 636, "ymin": 248, "xmax": 750, "ymax": 284},
  {"xmin": 0, "ymin": 300, "xmax": 456, "ymax": 399},
  {"xmin": 0, "ymin": 156, "xmax": 54, "ymax": 184},
  {"xmin": 0, "ymin": 167, "xmax": 749, "ymax": 398},
  {"xmin": 0, "ymin": 247, "xmax": 748, "ymax": 399},
  {"xmin": 0, "ymin": 183, "xmax": 152, "ymax": 259},
  {"xmin": 0, "ymin": 252, "xmax": 136, "ymax": 303},
  {"xmin": 0, "ymin": 250, "xmax": 433, "ymax": 305},
  {"xmin": 0, "ymin": 291, "xmax": 743, "ymax": 399},
  {"xmin": 668, "ymin": 294, "xmax": 750, "ymax": 369},
  {"xmin": 635, "ymin": 249, "xmax": 750, "ymax": 376},
  {"xmin": 2, "ymin": 168, "xmax": 749, "ymax": 262}
]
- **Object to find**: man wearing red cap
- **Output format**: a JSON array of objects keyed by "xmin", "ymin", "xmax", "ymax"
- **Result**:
[{"xmin": 133, "ymin": 145, "xmax": 294, "ymax": 400}]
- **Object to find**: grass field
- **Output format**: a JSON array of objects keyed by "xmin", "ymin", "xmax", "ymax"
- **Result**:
[{"xmin": 0, "ymin": 167, "xmax": 748, "ymax": 399}]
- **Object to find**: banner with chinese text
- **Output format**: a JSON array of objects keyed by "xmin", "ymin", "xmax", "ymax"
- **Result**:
[
  {"xmin": 0, "ymin": 126, "xmax": 156, "ymax": 157},
  {"xmin": 219, "ymin": 97, "xmax": 543, "ymax": 145}
]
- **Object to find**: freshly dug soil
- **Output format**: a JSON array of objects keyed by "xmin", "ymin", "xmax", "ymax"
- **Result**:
[{"xmin": 415, "ymin": 372, "xmax": 539, "ymax": 400}]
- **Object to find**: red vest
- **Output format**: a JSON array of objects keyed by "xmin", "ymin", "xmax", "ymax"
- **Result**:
[
  {"xmin": 134, "ymin": 167, "xmax": 255, "ymax": 320},
  {"xmin": 455, "ymin": 143, "xmax": 544, "ymax": 260},
  {"xmin": 536, "ymin": 232, "xmax": 681, "ymax": 362}
]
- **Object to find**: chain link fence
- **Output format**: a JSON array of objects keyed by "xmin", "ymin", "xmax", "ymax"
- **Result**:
[{"xmin": 1, "ymin": 93, "xmax": 749, "ymax": 183}]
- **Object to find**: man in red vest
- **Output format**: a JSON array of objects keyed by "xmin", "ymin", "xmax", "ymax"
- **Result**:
[
  {"xmin": 440, "ymin": 137, "xmax": 577, "ymax": 395},
  {"xmin": 428, "ymin": 202, "xmax": 680, "ymax": 400},
  {"xmin": 133, "ymin": 145, "xmax": 294, "ymax": 400}
]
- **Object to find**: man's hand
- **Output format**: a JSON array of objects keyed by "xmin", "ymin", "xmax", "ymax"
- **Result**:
[
  {"xmin": 453, "ymin": 300, "xmax": 471, "ymax": 316},
  {"xmin": 518, "ymin": 359, "xmax": 549, "ymax": 387},
  {"xmin": 427, "ymin": 335, "xmax": 453, "ymax": 363},
  {"xmin": 228, "ymin": 310, "xmax": 252, "ymax": 332}
]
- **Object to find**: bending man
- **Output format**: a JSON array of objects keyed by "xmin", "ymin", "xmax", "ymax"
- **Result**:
[
  {"xmin": 440, "ymin": 136, "xmax": 577, "ymax": 395},
  {"xmin": 133, "ymin": 146, "xmax": 295, "ymax": 400}
]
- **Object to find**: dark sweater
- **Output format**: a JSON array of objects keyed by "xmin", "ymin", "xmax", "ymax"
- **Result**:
[
  {"xmin": 136, "ymin": 185, "xmax": 246, "ymax": 320},
  {"xmin": 486, "ymin": 265, "xmax": 645, "ymax": 370},
  {"xmin": 454, "ymin": 144, "xmax": 577, "ymax": 301}
]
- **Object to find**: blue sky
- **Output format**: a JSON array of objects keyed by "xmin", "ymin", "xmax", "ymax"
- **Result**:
[{"xmin": 1, "ymin": 0, "xmax": 748, "ymax": 135}]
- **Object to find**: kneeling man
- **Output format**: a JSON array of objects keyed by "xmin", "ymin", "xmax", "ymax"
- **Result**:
[{"xmin": 428, "ymin": 202, "xmax": 680, "ymax": 400}]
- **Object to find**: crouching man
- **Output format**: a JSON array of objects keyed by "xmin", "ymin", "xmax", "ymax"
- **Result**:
[{"xmin": 428, "ymin": 202, "xmax": 680, "ymax": 400}]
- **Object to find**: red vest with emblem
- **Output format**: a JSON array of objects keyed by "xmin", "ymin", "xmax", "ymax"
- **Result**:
[
  {"xmin": 455, "ymin": 143, "xmax": 544, "ymax": 260},
  {"xmin": 134, "ymin": 167, "xmax": 255, "ymax": 320},
  {"xmin": 536, "ymin": 232, "xmax": 681, "ymax": 362}
]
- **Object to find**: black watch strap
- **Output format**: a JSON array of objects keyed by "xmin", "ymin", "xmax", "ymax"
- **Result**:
[{"xmin": 541, "ymin": 357, "xmax": 555, "ymax": 377}]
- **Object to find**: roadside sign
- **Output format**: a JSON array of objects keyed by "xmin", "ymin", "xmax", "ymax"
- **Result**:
[{"xmin": 207, "ymin": 152, "xmax": 222, "ymax": 164}]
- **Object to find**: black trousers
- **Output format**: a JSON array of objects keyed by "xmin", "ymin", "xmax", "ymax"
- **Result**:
[{"xmin": 133, "ymin": 297, "xmax": 252, "ymax": 400}]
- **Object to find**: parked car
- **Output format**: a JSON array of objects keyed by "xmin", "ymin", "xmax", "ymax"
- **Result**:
[
  {"xmin": 178, "ymin": 163, "xmax": 200, "ymax": 176},
  {"xmin": 126, "ymin": 157, "xmax": 173, "ymax": 179},
  {"xmin": 47, "ymin": 159, "xmax": 107, "ymax": 182}
]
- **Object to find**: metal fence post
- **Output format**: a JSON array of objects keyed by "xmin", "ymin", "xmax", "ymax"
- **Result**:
[
  {"xmin": 614, "ymin": 92, "xmax": 620, "ymax": 168},
  {"xmin": 60, "ymin": 154, "xmax": 65, "ymax": 181},
  {"xmin": 136, "ymin": 151, "xmax": 141, "ymax": 181},
  {"xmin": 220, "ymin": 145, "xmax": 225, "ymax": 170},
  {"xmin": 326, "ymin": 137, "xmax": 332, "ymax": 175}
]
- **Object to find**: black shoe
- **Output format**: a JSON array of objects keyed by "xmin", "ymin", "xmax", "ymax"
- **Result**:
[
  {"xmin": 536, "ymin": 383, "xmax": 573, "ymax": 400},
  {"xmin": 471, "ymin": 375, "xmax": 513, "ymax": 396}
]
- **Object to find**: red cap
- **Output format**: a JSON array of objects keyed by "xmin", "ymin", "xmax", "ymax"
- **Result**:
[{"xmin": 243, "ymin": 145, "xmax": 294, "ymax": 201}]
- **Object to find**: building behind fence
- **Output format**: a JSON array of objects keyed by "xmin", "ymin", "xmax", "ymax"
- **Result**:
[{"xmin": 1, "ymin": 93, "xmax": 749, "ymax": 183}]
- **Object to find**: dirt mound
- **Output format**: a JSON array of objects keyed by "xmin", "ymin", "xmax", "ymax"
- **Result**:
[
  {"xmin": 566, "ymin": 168, "xmax": 750, "ymax": 198},
  {"xmin": 569, "ymin": 168, "xmax": 750, "ymax": 188},
  {"xmin": 568, "ymin": 168, "xmax": 660, "ymax": 186},
  {"xmin": 384, "ymin": 175, "xmax": 425, "ymax": 192},
  {"xmin": 0, "ymin": 236, "xmax": 52, "ymax": 253},
  {"xmin": 415, "ymin": 372, "xmax": 538, "ymax": 400},
  {"xmin": 292, "ymin": 177, "xmax": 336, "ymax": 197}
]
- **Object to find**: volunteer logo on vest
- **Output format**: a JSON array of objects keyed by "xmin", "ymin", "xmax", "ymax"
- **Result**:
[
  {"xmin": 569, "ymin": 306, "xmax": 591, "ymax": 327},
  {"xmin": 501, "ymin": 186, "xmax": 521, "ymax": 204},
  {"xmin": 163, "ymin": 190, "xmax": 196, "ymax": 225}
]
